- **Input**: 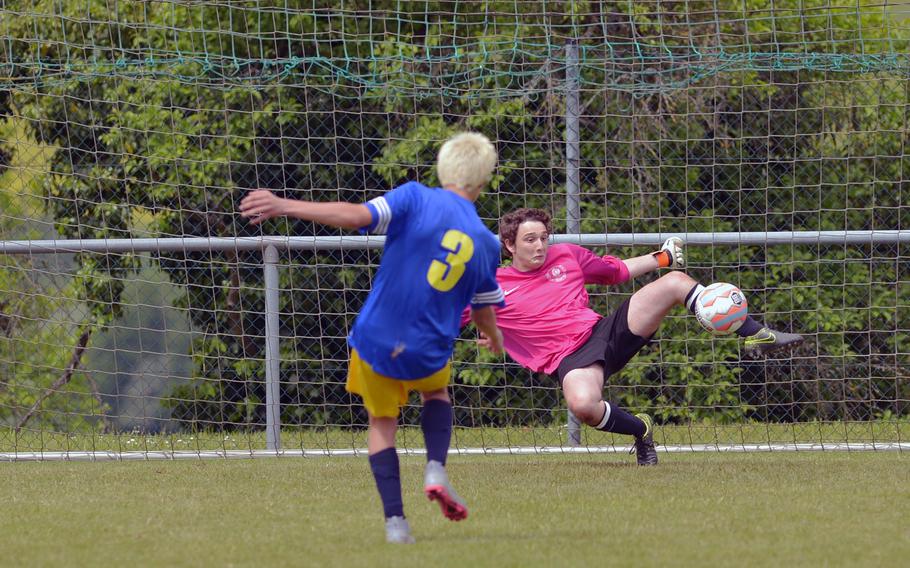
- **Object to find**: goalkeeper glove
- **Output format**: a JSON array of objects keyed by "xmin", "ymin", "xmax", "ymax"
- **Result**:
[{"xmin": 652, "ymin": 237, "xmax": 685, "ymax": 269}]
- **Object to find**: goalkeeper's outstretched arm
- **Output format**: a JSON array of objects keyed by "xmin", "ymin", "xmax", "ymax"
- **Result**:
[{"xmin": 622, "ymin": 237, "xmax": 685, "ymax": 278}]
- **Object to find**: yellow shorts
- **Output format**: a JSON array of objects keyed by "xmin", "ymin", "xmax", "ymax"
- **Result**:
[{"xmin": 346, "ymin": 349, "xmax": 451, "ymax": 418}]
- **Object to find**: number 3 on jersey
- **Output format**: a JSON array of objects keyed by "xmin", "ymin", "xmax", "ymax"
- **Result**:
[{"xmin": 427, "ymin": 230, "xmax": 474, "ymax": 292}]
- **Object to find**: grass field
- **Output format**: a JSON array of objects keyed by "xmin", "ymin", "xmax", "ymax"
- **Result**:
[{"xmin": 1, "ymin": 452, "xmax": 907, "ymax": 567}]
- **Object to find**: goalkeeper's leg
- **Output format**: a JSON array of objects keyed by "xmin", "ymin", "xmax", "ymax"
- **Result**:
[
  {"xmin": 561, "ymin": 365, "xmax": 657, "ymax": 465},
  {"xmin": 680, "ymin": 281, "xmax": 804, "ymax": 355},
  {"xmin": 630, "ymin": 271, "xmax": 803, "ymax": 355}
]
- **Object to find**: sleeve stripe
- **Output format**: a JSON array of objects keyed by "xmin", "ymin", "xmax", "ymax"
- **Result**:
[
  {"xmin": 473, "ymin": 291, "xmax": 504, "ymax": 301},
  {"xmin": 376, "ymin": 198, "xmax": 391, "ymax": 233},
  {"xmin": 472, "ymin": 287, "xmax": 505, "ymax": 304},
  {"xmin": 368, "ymin": 196, "xmax": 392, "ymax": 234},
  {"xmin": 474, "ymin": 285, "xmax": 505, "ymax": 298}
]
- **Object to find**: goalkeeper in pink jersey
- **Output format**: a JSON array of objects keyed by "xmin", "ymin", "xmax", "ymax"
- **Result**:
[{"xmin": 474, "ymin": 208, "xmax": 803, "ymax": 465}]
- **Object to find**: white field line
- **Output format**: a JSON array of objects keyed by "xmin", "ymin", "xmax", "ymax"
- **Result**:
[{"xmin": 2, "ymin": 442, "xmax": 908, "ymax": 461}]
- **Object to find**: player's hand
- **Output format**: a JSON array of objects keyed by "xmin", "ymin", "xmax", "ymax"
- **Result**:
[
  {"xmin": 240, "ymin": 190, "xmax": 286, "ymax": 225},
  {"xmin": 659, "ymin": 237, "xmax": 685, "ymax": 269},
  {"xmin": 477, "ymin": 330, "xmax": 504, "ymax": 354}
]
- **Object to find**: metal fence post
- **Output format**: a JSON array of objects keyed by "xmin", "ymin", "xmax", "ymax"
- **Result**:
[
  {"xmin": 263, "ymin": 244, "xmax": 282, "ymax": 451},
  {"xmin": 565, "ymin": 38, "xmax": 583, "ymax": 446}
]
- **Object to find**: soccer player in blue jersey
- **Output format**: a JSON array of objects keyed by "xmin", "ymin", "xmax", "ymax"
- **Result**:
[{"xmin": 240, "ymin": 132, "xmax": 505, "ymax": 544}]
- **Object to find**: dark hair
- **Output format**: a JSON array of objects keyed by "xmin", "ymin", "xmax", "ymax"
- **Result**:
[{"xmin": 498, "ymin": 208, "xmax": 552, "ymax": 258}]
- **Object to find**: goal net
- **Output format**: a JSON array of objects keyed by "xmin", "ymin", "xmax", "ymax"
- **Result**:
[{"xmin": 1, "ymin": 1, "xmax": 907, "ymax": 458}]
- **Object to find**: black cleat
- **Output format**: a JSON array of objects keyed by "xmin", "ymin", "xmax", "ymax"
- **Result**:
[
  {"xmin": 630, "ymin": 413, "xmax": 658, "ymax": 466},
  {"xmin": 744, "ymin": 327, "xmax": 804, "ymax": 357}
]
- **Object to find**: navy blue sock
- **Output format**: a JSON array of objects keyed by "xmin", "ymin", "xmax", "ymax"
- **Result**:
[
  {"xmin": 685, "ymin": 283, "xmax": 764, "ymax": 338},
  {"xmin": 595, "ymin": 401, "xmax": 646, "ymax": 438},
  {"xmin": 421, "ymin": 399, "xmax": 453, "ymax": 465},
  {"xmin": 733, "ymin": 317, "xmax": 763, "ymax": 337},
  {"xmin": 368, "ymin": 447, "xmax": 403, "ymax": 519}
]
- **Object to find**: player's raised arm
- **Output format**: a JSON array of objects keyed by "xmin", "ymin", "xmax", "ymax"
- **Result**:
[
  {"xmin": 239, "ymin": 190, "xmax": 372, "ymax": 229},
  {"xmin": 621, "ymin": 236, "xmax": 686, "ymax": 278}
]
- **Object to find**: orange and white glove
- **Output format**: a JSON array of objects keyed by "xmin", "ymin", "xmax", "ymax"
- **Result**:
[{"xmin": 653, "ymin": 237, "xmax": 685, "ymax": 269}]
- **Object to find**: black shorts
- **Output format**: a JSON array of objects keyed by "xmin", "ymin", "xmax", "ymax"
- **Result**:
[{"xmin": 555, "ymin": 298, "xmax": 653, "ymax": 386}]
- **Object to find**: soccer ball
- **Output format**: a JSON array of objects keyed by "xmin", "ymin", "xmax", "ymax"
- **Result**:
[{"xmin": 694, "ymin": 282, "xmax": 748, "ymax": 335}]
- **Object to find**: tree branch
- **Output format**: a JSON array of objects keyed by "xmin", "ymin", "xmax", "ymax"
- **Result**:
[{"xmin": 15, "ymin": 325, "xmax": 93, "ymax": 432}]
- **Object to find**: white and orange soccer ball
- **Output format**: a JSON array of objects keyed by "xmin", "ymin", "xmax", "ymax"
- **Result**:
[{"xmin": 694, "ymin": 282, "xmax": 748, "ymax": 335}]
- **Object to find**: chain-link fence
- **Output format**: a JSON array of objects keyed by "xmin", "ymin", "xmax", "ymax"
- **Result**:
[{"xmin": 1, "ymin": 2, "xmax": 908, "ymax": 457}]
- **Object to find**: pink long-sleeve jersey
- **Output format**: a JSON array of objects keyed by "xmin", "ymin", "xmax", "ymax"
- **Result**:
[{"xmin": 465, "ymin": 243, "xmax": 630, "ymax": 374}]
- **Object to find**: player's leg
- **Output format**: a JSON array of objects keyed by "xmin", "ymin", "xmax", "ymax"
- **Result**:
[
  {"xmin": 561, "ymin": 363, "xmax": 657, "ymax": 466},
  {"xmin": 561, "ymin": 366, "xmax": 651, "ymax": 438},
  {"xmin": 626, "ymin": 270, "xmax": 697, "ymax": 338},
  {"xmin": 418, "ymin": 386, "xmax": 452, "ymax": 466},
  {"xmin": 366, "ymin": 413, "xmax": 415, "ymax": 542},
  {"xmin": 560, "ymin": 363, "xmax": 608, "ymax": 426},
  {"xmin": 345, "ymin": 350, "xmax": 414, "ymax": 544},
  {"xmin": 558, "ymin": 298, "xmax": 666, "ymax": 465},
  {"xmin": 415, "ymin": 367, "xmax": 468, "ymax": 521},
  {"xmin": 629, "ymin": 271, "xmax": 803, "ymax": 355},
  {"xmin": 367, "ymin": 414, "xmax": 397, "ymax": 452}
]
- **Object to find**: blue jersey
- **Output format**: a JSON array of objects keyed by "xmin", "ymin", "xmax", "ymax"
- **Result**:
[{"xmin": 349, "ymin": 182, "xmax": 505, "ymax": 379}]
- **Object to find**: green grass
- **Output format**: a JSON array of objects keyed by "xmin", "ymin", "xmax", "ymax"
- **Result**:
[
  {"xmin": 3, "ymin": 421, "xmax": 906, "ymax": 454},
  {"xmin": 1, "ymin": 453, "xmax": 907, "ymax": 566}
]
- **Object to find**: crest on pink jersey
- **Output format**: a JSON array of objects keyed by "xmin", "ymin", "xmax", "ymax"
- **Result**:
[{"xmin": 546, "ymin": 264, "xmax": 567, "ymax": 282}]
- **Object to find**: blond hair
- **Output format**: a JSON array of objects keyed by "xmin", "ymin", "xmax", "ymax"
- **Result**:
[{"xmin": 436, "ymin": 132, "xmax": 497, "ymax": 191}]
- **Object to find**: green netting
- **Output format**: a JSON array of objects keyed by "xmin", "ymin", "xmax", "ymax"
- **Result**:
[{"xmin": 1, "ymin": 1, "xmax": 908, "ymax": 94}]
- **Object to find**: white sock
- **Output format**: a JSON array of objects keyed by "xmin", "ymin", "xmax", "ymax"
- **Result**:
[
  {"xmin": 595, "ymin": 401, "xmax": 612, "ymax": 430},
  {"xmin": 685, "ymin": 283, "xmax": 706, "ymax": 313}
]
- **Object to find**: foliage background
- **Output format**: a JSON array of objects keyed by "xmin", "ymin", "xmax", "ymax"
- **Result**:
[{"xmin": 0, "ymin": 1, "xmax": 907, "ymax": 435}]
